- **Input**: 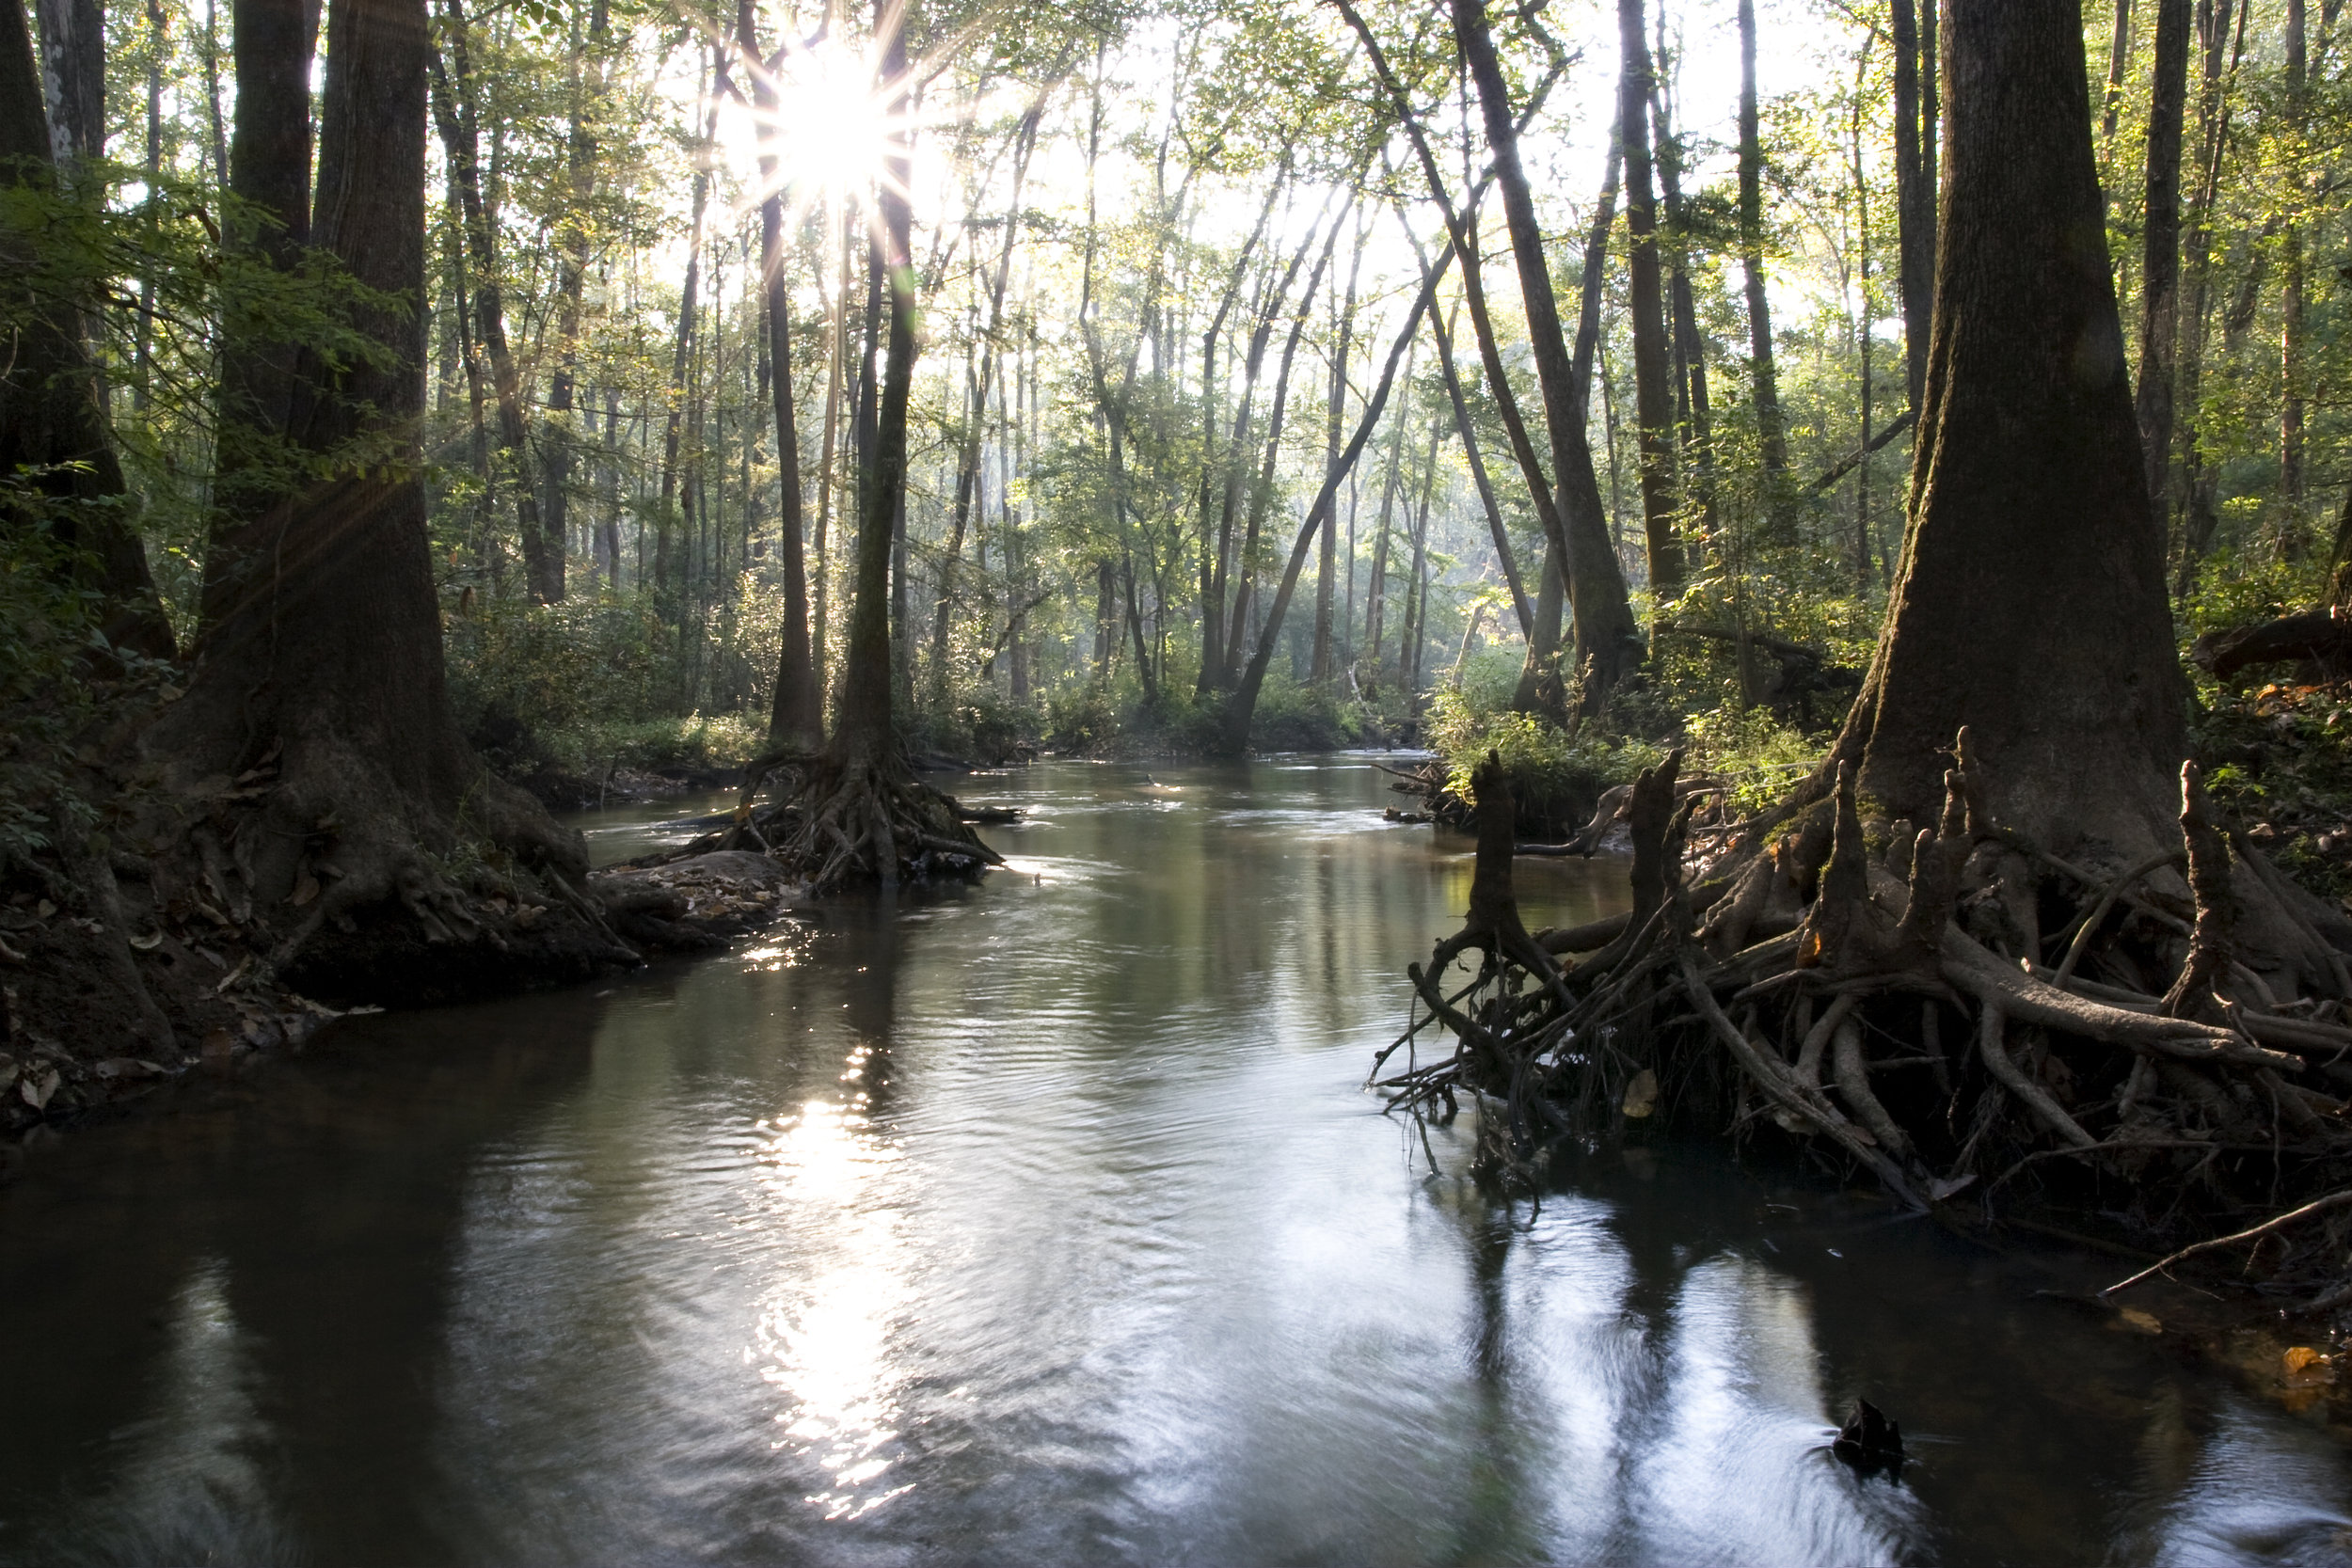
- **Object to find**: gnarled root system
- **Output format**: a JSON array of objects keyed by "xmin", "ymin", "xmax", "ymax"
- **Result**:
[{"xmin": 1381, "ymin": 736, "xmax": 2352, "ymax": 1308}]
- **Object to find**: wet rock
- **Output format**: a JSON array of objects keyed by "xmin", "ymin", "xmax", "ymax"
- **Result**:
[{"xmin": 1832, "ymin": 1398, "xmax": 1904, "ymax": 1480}]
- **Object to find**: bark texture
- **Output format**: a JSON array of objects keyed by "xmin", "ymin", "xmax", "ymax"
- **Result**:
[{"xmin": 1831, "ymin": 0, "xmax": 2182, "ymax": 858}]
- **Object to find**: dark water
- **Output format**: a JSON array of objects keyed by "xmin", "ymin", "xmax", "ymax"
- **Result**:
[{"xmin": 4, "ymin": 757, "xmax": 2350, "ymax": 1566}]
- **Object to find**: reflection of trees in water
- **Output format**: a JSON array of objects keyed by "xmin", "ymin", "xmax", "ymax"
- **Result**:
[
  {"xmin": 1430, "ymin": 1180, "xmax": 1917, "ymax": 1564},
  {"xmin": 0, "ymin": 1006, "xmax": 603, "ymax": 1563}
]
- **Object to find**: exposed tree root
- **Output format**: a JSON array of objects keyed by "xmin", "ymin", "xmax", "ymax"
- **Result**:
[
  {"xmin": 1384, "ymin": 735, "xmax": 2352, "ymax": 1308},
  {"xmin": 717, "ymin": 750, "xmax": 1002, "ymax": 895}
]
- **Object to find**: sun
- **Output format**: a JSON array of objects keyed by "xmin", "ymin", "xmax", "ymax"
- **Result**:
[{"xmin": 744, "ymin": 40, "xmax": 900, "ymax": 218}]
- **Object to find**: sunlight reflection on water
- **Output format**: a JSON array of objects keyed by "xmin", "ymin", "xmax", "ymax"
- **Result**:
[{"xmin": 2, "ymin": 759, "xmax": 2349, "ymax": 1567}]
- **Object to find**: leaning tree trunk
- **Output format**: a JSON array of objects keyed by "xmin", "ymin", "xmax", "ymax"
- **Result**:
[
  {"xmin": 1616, "ymin": 0, "xmax": 1682, "ymax": 595},
  {"xmin": 142, "ymin": 0, "xmax": 624, "ymax": 1007},
  {"xmin": 1452, "ymin": 0, "xmax": 1643, "ymax": 710}
]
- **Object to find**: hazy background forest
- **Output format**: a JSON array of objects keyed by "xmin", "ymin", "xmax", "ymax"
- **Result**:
[{"xmin": 12, "ymin": 0, "xmax": 2348, "ymax": 805}]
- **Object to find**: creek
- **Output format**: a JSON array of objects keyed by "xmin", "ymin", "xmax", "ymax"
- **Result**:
[{"xmin": 2, "ymin": 757, "xmax": 2348, "ymax": 1565}]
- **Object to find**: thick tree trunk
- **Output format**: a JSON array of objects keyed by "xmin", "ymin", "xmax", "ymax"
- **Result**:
[
  {"xmin": 1827, "ymin": 0, "xmax": 2181, "ymax": 859},
  {"xmin": 199, "ymin": 0, "xmax": 318, "ymax": 625},
  {"xmin": 1617, "ymin": 0, "xmax": 1681, "ymax": 595},
  {"xmin": 155, "ymin": 0, "xmax": 607, "ymax": 1001},
  {"xmin": 1736, "ymin": 0, "xmax": 1787, "ymax": 477},
  {"xmin": 32, "ymin": 0, "xmax": 103, "ymax": 168},
  {"xmin": 0, "ymin": 0, "xmax": 172, "ymax": 658},
  {"xmin": 2136, "ymin": 0, "xmax": 2190, "ymax": 517}
]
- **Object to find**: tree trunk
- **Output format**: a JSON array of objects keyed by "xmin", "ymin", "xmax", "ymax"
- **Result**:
[
  {"xmin": 2136, "ymin": 0, "xmax": 2190, "ymax": 518},
  {"xmin": 930, "ymin": 99, "xmax": 1041, "ymax": 703},
  {"xmin": 2172, "ymin": 0, "xmax": 2248, "ymax": 594},
  {"xmin": 540, "ymin": 0, "xmax": 609, "ymax": 610},
  {"xmin": 834, "ymin": 12, "xmax": 913, "ymax": 769},
  {"xmin": 1650, "ymin": 69, "xmax": 1715, "ymax": 559},
  {"xmin": 1432, "ymin": 300, "xmax": 1530, "ymax": 639},
  {"xmin": 32, "ymin": 0, "xmax": 103, "ymax": 168},
  {"xmin": 0, "ymin": 0, "xmax": 171, "ymax": 658},
  {"xmin": 1222, "ymin": 232, "xmax": 1453, "ymax": 751},
  {"xmin": 1453, "ymin": 0, "xmax": 1643, "ymax": 706},
  {"xmin": 1737, "ymin": 0, "xmax": 1787, "ymax": 477},
  {"xmin": 1312, "ymin": 207, "xmax": 1368, "ymax": 682},
  {"xmin": 429, "ymin": 0, "xmax": 554, "ymax": 603},
  {"xmin": 1826, "ymin": 0, "xmax": 2181, "ymax": 861},
  {"xmin": 2279, "ymin": 0, "xmax": 2307, "ymax": 523},
  {"xmin": 1225, "ymin": 214, "xmax": 1341, "ymax": 684},
  {"xmin": 658, "ymin": 67, "xmax": 716, "ymax": 598},
  {"xmin": 741, "ymin": 2, "xmax": 818, "ymax": 747},
  {"xmin": 1890, "ymin": 0, "xmax": 1934, "ymax": 414},
  {"xmin": 199, "ymin": 0, "xmax": 319, "ymax": 626},
  {"xmin": 1617, "ymin": 0, "xmax": 1682, "ymax": 594},
  {"xmin": 155, "ymin": 0, "xmax": 605, "ymax": 1000}
]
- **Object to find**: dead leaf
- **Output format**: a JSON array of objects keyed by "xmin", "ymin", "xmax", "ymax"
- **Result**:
[
  {"xmin": 289, "ymin": 874, "xmax": 320, "ymax": 908},
  {"xmin": 34, "ymin": 899, "xmax": 55, "ymax": 920},
  {"xmin": 127, "ymin": 930, "xmax": 164, "ymax": 951},
  {"xmin": 215, "ymin": 955, "xmax": 255, "ymax": 993},
  {"xmin": 21, "ymin": 1069, "xmax": 59, "ymax": 1110},
  {"xmin": 2118, "ymin": 1308, "xmax": 2163, "ymax": 1336},
  {"xmin": 2283, "ymin": 1346, "xmax": 2336, "ymax": 1387},
  {"xmin": 1929, "ymin": 1173, "xmax": 1979, "ymax": 1202},
  {"xmin": 200, "ymin": 1028, "xmax": 236, "ymax": 1064},
  {"xmin": 1622, "ymin": 1069, "xmax": 1660, "ymax": 1119}
]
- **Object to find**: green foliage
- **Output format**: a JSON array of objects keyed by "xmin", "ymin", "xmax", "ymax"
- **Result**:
[
  {"xmin": 1423, "ymin": 683, "xmax": 1666, "ymax": 834},
  {"xmin": 1682, "ymin": 705, "xmax": 1827, "ymax": 815}
]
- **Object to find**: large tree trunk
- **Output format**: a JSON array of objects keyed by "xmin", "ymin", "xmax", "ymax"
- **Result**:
[
  {"xmin": 32, "ymin": 0, "xmax": 103, "ymax": 168},
  {"xmin": 1616, "ymin": 0, "xmax": 1681, "ymax": 595},
  {"xmin": 1827, "ymin": 0, "xmax": 2181, "ymax": 859},
  {"xmin": 0, "ymin": 0, "xmax": 172, "ymax": 658},
  {"xmin": 199, "ymin": 0, "xmax": 317, "ymax": 625},
  {"xmin": 151, "ymin": 0, "xmax": 612, "ymax": 1005}
]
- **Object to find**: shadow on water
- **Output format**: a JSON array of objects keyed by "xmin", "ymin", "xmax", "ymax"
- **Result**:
[{"xmin": 2, "ymin": 756, "xmax": 2350, "ymax": 1565}]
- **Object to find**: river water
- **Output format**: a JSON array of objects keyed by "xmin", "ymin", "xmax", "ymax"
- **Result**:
[{"xmin": 4, "ymin": 757, "xmax": 2350, "ymax": 1566}]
